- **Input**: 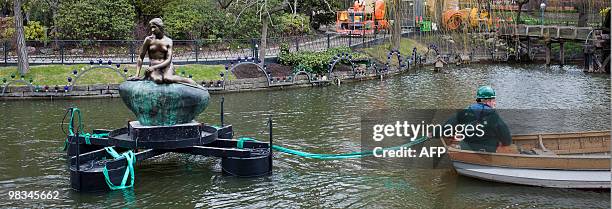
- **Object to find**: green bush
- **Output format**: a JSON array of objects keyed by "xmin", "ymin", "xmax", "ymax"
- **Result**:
[
  {"xmin": 25, "ymin": 21, "xmax": 47, "ymax": 41},
  {"xmin": 277, "ymin": 13, "xmax": 311, "ymax": 36},
  {"xmin": 163, "ymin": 0, "xmax": 263, "ymax": 40},
  {"xmin": 55, "ymin": 0, "xmax": 135, "ymax": 40},
  {"xmin": 163, "ymin": 2, "xmax": 206, "ymax": 40},
  {"xmin": 0, "ymin": 17, "xmax": 15, "ymax": 41},
  {"xmin": 163, "ymin": 0, "xmax": 225, "ymax": 40},
  {"xmin": 279, "ymin": 47, "xmax": 368, "ymax": 74}
]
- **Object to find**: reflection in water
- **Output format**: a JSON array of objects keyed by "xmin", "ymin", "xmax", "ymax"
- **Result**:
[{"xmin": 0, "ymin": 64, "xmax": 609, "ymax": 208}]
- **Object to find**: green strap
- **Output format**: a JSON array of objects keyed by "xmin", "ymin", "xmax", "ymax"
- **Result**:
[
  {"xmin": 68, "ymin": 108, "xmax": 82, "ymax": 136},
  {"xmin": 237, "ymin": 137, "xmax": 256, "ymax": 149},
  {"xmin": 102, "ymin": 147, "xmax": 136, "ymax": 190},
  {"xmin": 62, "ymin": 107, "xmax": 109, "ymax": 150},
  {"xmin": 83, "ymin": 133, "xmax": 91, "ymax": 145},
  {"xmin": 236, "ymin": 136, "xmax": 429, "ymax": 160},
  {"xmin": 92, "ymin": 133, "xmax": 109, "ymax": 138},
  {"xmin": 104, "ymin": 146, "xmax": 121, "ymax": 158}
]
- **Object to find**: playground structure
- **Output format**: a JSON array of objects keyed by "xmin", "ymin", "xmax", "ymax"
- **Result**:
[
  {"xmin": 442, "ymin": 7, "xmax": 494, "ymax": 30},
  {"xmin": 439, "ymin": 0, "xmax": 501, "ymax": 31},
  {"xmin": 336, "ymin": 0, "xmax": 388, "ymax": 36}
]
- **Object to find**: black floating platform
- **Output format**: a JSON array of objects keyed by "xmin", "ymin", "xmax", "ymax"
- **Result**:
[
  {"xmin": 68, "ymin": 121, "xmax": 273, "ymax": 192},
  {"xmin": 222, "ymin": 148, "xmax": 272, "ymax": 177},
  {"xmin": 108, "ymin": 121, "xmax": 218, "ymax": 149},
  {"xmin": 65, "ymin": 129, "xmax": 112, "ymax": 156},
  {"xmin": 70, "ymin": 148, "xmax": 166, "ymax": 192}
]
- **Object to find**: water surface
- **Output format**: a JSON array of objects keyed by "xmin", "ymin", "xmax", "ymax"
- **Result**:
[{"xmin": 0, "ymin": 64, "xmax": 609, "ymax": 208}]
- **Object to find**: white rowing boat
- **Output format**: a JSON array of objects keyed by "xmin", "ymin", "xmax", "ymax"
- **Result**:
[{"xmin": 441, "ymin": 131, "xmax": 611, "ymax": 188}]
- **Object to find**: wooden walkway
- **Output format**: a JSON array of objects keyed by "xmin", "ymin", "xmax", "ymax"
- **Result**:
[
  {"xmin": 496, "ymin": 24, "xmax": 609, "ymax": 72},
  {"xmin": 498, "ymin": 24, "xmax": 595, "ymax": 41}
]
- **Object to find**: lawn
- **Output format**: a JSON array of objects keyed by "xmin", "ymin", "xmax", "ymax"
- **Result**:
[
  {"xmin": 361, "ymin": 38, "xmax": 429, "ymax": 63},
  {"xmin": 0, "ymin": 64, "xmax": 233, "ymax": 86}
]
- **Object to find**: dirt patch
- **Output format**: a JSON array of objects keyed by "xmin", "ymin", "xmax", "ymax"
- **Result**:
[
  {"xmin": 232, "ymin": 63, "xmax": 293, "ymax": 79},
  {"xmin": 331, "ymin": 64, "xmax": 354, "ymax": 72}
]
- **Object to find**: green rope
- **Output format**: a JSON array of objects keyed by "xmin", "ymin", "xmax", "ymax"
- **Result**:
[
  {"xmin": 236, "ymin": 136, "xmax": 429, "ymax": 160},
  {"xmin": 102, "ymin": 147, "xmax": 136, "ymax": 190},
  {"xmin": 62, "ymin": 108, "xmax": 108, "ymax": 150},
  {"xmin": 237, "ymin": 137, "xmax": 255, "ymax": 149}
]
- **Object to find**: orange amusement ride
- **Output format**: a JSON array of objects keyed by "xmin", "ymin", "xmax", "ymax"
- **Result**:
[{"xmin": 336, "ymin": 0, "xmax": 388, "ymax": 36}]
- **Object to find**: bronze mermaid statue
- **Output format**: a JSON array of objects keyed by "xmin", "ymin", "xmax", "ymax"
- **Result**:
[{"xmin": 128, "ymin": 18, "xmax": 202, "ymax": 88}]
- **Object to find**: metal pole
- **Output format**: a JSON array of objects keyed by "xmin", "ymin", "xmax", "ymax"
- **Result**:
[
  {"xmin": 268, "ymin": 117, "xmax": 273, "ymax": 174},
  {"xmin": 295, "ymin": 38, "xmax": 299, "ymax": 52},
  {"xmin": 559, "ymin": 41, "xmax": 565, "ymax": 67},
  {"xmin": 251, "ymin": 38, "xmax": 256, "ymax": 58},
  {"xmin": 71, "ymin": 108, "xmax": 80, "ymax": 190},
  {"xmin": 540, "ymin": 8, "xmax": 544, "ymax": 25},
  {"xmin": 327, "ymin": 34, "xmax": 331, "ymax": 49},
  {"xmin": 362, "ymin": 34, "xmax": 365, "ymax": 48},
  {"xmin": 220, "ymin": 97, "xmax": 225, "ymax": 126},
  {"xmin": 60, "ymin": 41, "xmax": 64, "ymax": 64},
  {"xmin": 195, "ymin": 40, "xmax": 199, "ymax": 63},
  {"xmin": 3, "ymin": 41, "xmax": 7, "ymax": 64},
  {"xmin": 130, "ymin": 41, "xmax": 135, "ymax": 63},
  {"xmin": 349, "ymin": 31, "xmax": 352, "ymax": 47}
]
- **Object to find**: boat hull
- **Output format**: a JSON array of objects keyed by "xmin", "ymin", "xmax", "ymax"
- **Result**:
[
  {"xmin": 441, "ymin": 131, "xmax": 611, "ymax": 189},
  {"xmin": 453, "ymin": 161, "xmax": 611, "ymax": 189}
]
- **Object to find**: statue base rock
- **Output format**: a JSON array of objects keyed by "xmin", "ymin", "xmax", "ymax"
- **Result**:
[{"xmin": 119, "ymin": 80, "xmax": 209, "ymax": 126}]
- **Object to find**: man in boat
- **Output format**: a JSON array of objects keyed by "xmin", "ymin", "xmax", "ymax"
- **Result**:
[{"xmin": 445, "ymin": 86, "xmax": 513, "ymax": 153}]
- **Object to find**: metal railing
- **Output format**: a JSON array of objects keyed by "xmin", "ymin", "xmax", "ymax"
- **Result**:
[{"xmin": 0, "ymin": 33, "xmax": 390, "ymax": 65}]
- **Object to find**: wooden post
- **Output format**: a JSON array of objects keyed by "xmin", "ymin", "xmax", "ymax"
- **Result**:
[
  {"xmin": 559, "ymin": 41, "xmax": 565, "ymax": 67},
  {"xmin": 527, "ymin": 38, "xmax": 531, "ymax": 60},
  {"xmin": 545, "ymin": 42, "xmax": 551, "ymax": 66}
]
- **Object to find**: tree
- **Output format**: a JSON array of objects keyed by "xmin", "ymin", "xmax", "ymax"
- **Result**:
[
  {"xmin": 575, "ymin": 0, "xmax": 589, "ymax": 27},
  {"xmin": 1, "ymin": 0, "xmax": 11, "ymax": 16},
  {"xmin": 55, "ymin": 0, "xmax": 135, "ymax": 40},
  {"xmin": 515, "ymin": 0, "xmax": 529, "ymax": 24},
  {"xmin": 133, "ymin": 0, "xmax": 172, "ymax": 38},
  {"xmin": 163, "ymin": 0, "xmax": 228, "ymax": 40},
  {"xmin": 292, "ymin": 0, "xmax": 339, "ymax": 30},
  {"xmin": 255, "ymin": 0, "xmax": 289, "ymax": 66},
  {"xmin": 390, "ymin": 0, "xmax": 401, "ymax": 50},
  {"xmin": 231, "ymin": 0, "xmax": 288, "ymax": 65},
  {"xmin": 14, "ymin": 0, "xmax": 28, "ymax": 75},
  {"xmin": 276, "ymin": 13, "xmax": 310, "ymax": 36},
  {"xmin": 215, "ymin": 0, "xmax": 234, "ymax": 9},
  {"xmin": 44, "ymin": 0, "xmax": 59, "ymax": 40}
]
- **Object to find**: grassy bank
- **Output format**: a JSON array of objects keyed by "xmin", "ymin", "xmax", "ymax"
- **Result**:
[
  {"xmin": 362, "ymin": 38, "xmax": 429, "ymax": 63},
  {"xmin": 551, "ymin": 42, "xmax": 584, "ymax": 57},
  {"xmin": 0, "ymin": 64, "xmax": 232, "ymax": 86}
]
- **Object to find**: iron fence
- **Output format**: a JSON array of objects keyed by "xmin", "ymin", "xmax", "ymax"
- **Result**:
[{"xmin": 1, "ymin": 33, "xmax": 390, "ymax": 65}]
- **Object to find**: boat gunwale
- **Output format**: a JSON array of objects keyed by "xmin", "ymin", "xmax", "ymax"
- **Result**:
[
  {"xmin": 440, "ymin": 130, "xmax": 611, "ymax": 170},
  {"xmin": 444, "ymin": 146, "xmax": 611, "ymax": 160},
  {"xmin": 440, "ymin": 130, "xmax": 610, "ymax": 158},
  {"xmin": 447, "ymin": 158, "xmax": 610, "ymax": 170}
]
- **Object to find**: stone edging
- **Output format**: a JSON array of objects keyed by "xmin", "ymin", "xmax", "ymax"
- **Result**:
[
  {"xmin": 2, "ymin": 57, "xmax": 509, "ymax": 100},
  {"xmin": 0, "ymin": 67, "xmax": 415, "ymax": 99}
]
